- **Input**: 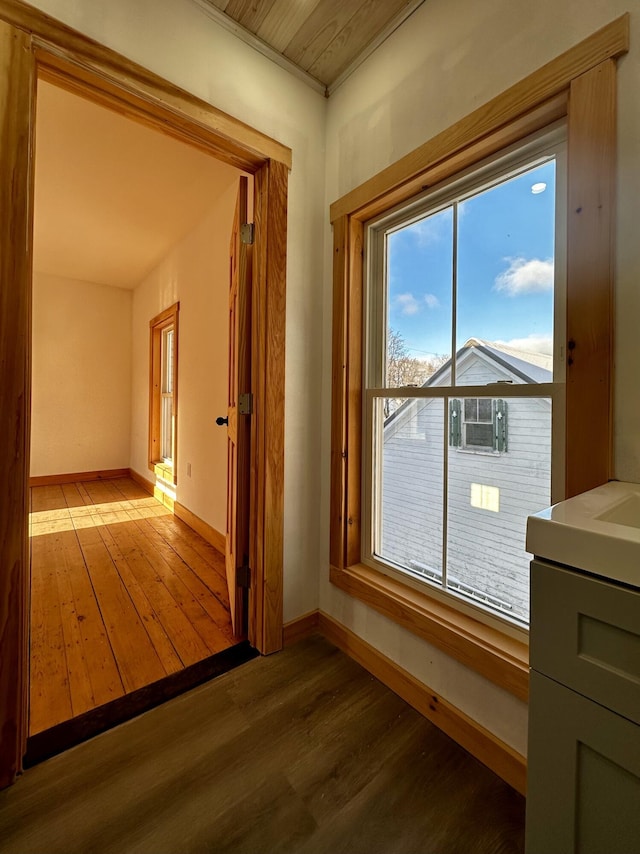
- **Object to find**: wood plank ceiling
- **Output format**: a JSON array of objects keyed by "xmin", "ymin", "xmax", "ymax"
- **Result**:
[{"xmin": 200, "ymin": 0, "xmax": 426, "ymax": 92}]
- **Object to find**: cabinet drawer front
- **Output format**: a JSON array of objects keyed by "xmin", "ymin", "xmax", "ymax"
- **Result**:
[{"xmin": 530, "ymin": 560, "xmax": 640, "ymax": 724}]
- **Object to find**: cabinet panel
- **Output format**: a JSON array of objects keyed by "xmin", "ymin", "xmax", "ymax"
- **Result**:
[
  {"xmin": 530, "ymin": 560, "xmax": 640, "ymax": 724},
  {"xmin": 526, "ymin": 672, "xmax": 640, "ymax": 854}
]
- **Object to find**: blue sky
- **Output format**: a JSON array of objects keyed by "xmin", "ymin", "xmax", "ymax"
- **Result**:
[{"xmin": 386, "ymin": 160, "xmax": 556, "ymax": 360}]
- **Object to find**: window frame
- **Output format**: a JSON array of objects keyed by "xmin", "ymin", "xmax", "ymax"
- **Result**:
[
  {"xmin": 149, "ymin": 302, "xmax": 179, "ymax": 485},
  {"xmin": 330, "ymin": 19, "xmax": 625, "ymax": 701}
]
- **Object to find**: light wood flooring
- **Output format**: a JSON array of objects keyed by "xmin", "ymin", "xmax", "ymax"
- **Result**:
[
  {"xmin": 0, "ymin": 635, "xmax": 524, "ymax": 854},
  {"xmin": 29, "ymin": 476, "xmax": 235, "ymax": 736}
]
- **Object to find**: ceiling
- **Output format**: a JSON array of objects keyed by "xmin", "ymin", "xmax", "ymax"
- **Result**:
[
  {"xmin": 34, "ymin": 80, "xmax": 241, "ymax": 289},
  {"xmin": 197, "ymin": 0, "xmax": 426, "ymax": 92}
]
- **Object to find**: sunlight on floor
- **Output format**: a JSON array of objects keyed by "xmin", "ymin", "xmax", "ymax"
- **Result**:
[{"xmin": 29, "ymin": 497, "xmax": 171, "ymax": 537}]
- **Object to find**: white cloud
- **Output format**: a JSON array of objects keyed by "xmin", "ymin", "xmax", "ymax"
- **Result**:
[
  {"xmin": 424, "ymin": 293, "xmax": 440, "ymax": 309},
  {"xmin": 494, "ymin": 257, "xmax": 554, "ymax": 296},
  {"xmin": 408, "ymin": 214, "xmax": 448, "ymax": 246},
  {"xmin": 395, "ymin": 292, "xmax": 420, "ymax": 315},
  {"xmin": 495, "ymin": 333, "xmax": 553, "ymax": 355}
]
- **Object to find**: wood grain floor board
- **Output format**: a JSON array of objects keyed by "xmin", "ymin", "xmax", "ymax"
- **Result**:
[
  {"xmin": 128, "ymin": 515, "xmax": 233, "ymax": 635},
  {"xmin": 143, "ymin": 514, "xmax": 231, "ymax": 608},
  {"xmin": 114, "ymin": 517, "xmax": 232, "ymax": 646},
  {"xmin": 3, "ymin": 636, "xmax": 524, "ymax": 854},
  {"xmin": 53, "ymin": 529, "xmax": 124, "ymax": 719},
  {"xmin": 93, "ymin": 522, "xmax": 184, "ymax": 675},
  {"xmin": 29, "ymin": 534, "xmax": 73, "ymax": 734},
  {"xmin": 95, "ymin": 518, "xmax": 217, "ymax": 667},
  {"xmin": 76, "ymin": 525, "xmax": 168, "ymax": 691},
  {"xmin": 30, "ymin": 484, "xmax": 67, "ymax": 513},
  {"xmin": 28, "ymin": 478, "xmax": 236, "ymax": 736}
]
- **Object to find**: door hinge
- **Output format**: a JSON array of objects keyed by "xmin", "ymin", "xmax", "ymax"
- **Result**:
[
  {"xmin": 240, "ymin": 222, "xmax": 255, "ymax": 245},
  {"xmin": 239, "ymin": 392, "xmax": 253, "ymax": 416},
  {"xmin": 237, "ymin": 563, "xmax": 251, "ymax": 588}
]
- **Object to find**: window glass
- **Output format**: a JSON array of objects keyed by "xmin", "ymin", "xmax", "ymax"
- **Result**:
[
  {"xmin": 456, "ymin": 161, "xmax": 556, "ymax": 385},
  {"xmin": 447, "ymin": 397, "xmax": 551, "ymax": 623},
  {"xmin": 376, "ymin": 397, "xmax": 445, "ymax": 581},
  {"xmin": 385, "ymin": 206, "xmax": 453, "ymax": 397},
  {"xmin": 365, "ymin": 136, "xmax": 563, "ymax": 628}
]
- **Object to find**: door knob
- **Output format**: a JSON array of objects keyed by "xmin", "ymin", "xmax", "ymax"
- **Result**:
[{"xmin": 216, "ymin": 416, "xmax": 228, "ymax": 426}]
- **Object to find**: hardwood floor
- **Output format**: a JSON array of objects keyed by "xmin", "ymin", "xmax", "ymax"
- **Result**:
[
  {"xmin": 29, "ymin": 477, "xmax": 235, "ymax": 736},
  {"xmin": 0, "ymin": 635, "xmax": 524, "ymax": 853}
]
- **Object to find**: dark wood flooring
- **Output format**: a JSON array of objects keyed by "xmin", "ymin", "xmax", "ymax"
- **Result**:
[
  {"xmin": 0, "ymin": 635, "xmax": 524, "ymax": 853},
  {"xmin": 29, "ymin": 477, "xmax": 235, "ymax": 735}
]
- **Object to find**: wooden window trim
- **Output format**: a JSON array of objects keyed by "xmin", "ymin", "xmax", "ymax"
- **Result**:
[
  {"xmin": 149, "ymin": 302, "xmax": 179, "ymax": 485},
  {"xmin": 330, "ymin": 16, "xmax": 628, "ymax": 700}
]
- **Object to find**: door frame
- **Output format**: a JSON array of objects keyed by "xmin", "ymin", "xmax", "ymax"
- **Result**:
[{"xmin": 0, "ymin": 0, "xmax": 289, "ymax": 788}]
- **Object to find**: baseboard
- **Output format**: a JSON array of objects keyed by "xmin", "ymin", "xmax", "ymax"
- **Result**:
[
  {"xmin": 174, "ymin": 502, "xmax": 225, "ymax": 553},
  {"xmin": 283, "ymin": 611, "xmax": 320, "ymax": 646},
  {"xmin": 128, "ymin": 467, "xmax": 155, "ymax": 494},
  {"xmin": 317, "ymin": 611, "xmax": 527, "ymax": 796},
  {"xmin": 29, "ymin": 468, "xmax": 129, "ymax": 487}
]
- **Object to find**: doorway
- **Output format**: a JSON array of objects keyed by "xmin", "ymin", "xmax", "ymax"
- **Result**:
[
  {"xmin": 27, "ymin": 78, "xmax": 255, "ymax": 759},
  {"xmin": 0, "ymin": 6, "xmax": 289, "ymax": 789}
]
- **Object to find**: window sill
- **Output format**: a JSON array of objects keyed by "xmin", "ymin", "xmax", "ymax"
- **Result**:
[{"xmin": 329, "ymin": 562, "xmax": 529, "ymax": 701}]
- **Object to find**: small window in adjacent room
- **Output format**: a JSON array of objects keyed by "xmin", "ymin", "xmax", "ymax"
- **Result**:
[{"xmin": 149, "ymin": 302, "xmax": 179, "ymax": 483}]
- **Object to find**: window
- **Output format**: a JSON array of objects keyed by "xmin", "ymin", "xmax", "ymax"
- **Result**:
[
  {"xmin": 365, "ymin": 135, "xmax": 563, "ymax": 628},
  {"xmin": 161, "ymin": 326, "xmax": 175, "ymax": 462},
  {"xmin": 450, "ymin": 398, "xmax": 508, "ymax": 452},
  {"xmin": 149, "ymin": 302, "xmax": 179, "ymax": 483},
  {"xmin": 330, "ymin": 30, "xmax": 619, "ymax": 698}
]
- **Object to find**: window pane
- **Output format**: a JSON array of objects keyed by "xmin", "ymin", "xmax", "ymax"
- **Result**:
[
  {"xmin": 465, "ymin": 422, "xmax": 493, "ymax": 449},
  {"xmin": 456, "ymin": 161, "xmax": 556, "ymax": 386},
  {"xmin": 447, "ymin": 397, "xmax": 552, "ymax": 624},
  {"xmin": 163, "ymin": 328, "xmax": 174, "ymax": 394},
  {"xmin": 386, "ymin": 207, "xmax": 453, "ymax": 394},
  {"xmin": 477, "ymin": 398, "xmax": 492, "ymax": 421},
  {"xmin": 376, "ymin": 397, "xmax": 444, "ymax": 583},
  {"xmin": 161, "ymin": 396, "xmax": 173, "ymax": 461}
]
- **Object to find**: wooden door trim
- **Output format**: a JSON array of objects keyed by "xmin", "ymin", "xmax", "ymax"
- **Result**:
[
  {"xmin": 0, "ymin": 17, "xmax": 36, "ymax": 793},
  {"xmin": 0, "ymin": 0, "xmax": 291, "ymax": 170},
  {"xmin": 0, "ymin": 0, "xmax": 288, "ymax": 787},
  {"xmin": 250, "ymin": 159, "xmax": 287, "ymax": 654}
]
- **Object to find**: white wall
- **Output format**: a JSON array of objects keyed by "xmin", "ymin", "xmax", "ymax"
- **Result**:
[
  {"xmin": 26, "ymin": 0, "xmax": 327, "ymax": 621},
  {"xmin": 130, "ymin": 192, "xmax": 238, "ymax": 535},
  {"xmin": 322, "ymin": 0, "xmax": 640, "ymax": 756},
  {"xmin": 31, "ymin": 272, "xmax": 132, "ymax": 476}
]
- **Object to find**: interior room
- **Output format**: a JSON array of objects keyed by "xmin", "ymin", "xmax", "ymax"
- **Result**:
[
  {"xmin": 29, "ymin": 78, "xmax": 250, "ymax": 747},
  {"xmin": 1, "ymin": 0, "xmax": 639, "ymax": 851}
]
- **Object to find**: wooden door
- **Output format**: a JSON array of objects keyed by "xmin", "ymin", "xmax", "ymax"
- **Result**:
[{"xmin": 225, "ymin": 176, "xmax": 252, "ymax": 638}]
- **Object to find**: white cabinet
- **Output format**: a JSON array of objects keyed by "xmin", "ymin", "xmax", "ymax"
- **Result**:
[{"xmin": 526, "ymin": 559, "xmax": 640, "ymax": 854}]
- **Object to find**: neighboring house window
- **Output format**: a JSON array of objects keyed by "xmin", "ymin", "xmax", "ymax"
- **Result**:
[
  {"xmin": 149, "ymin": 302, "xmax": 179, "ymax": 484},
  {"xmin": 450, "ymin": 398, "xmax": 508, "ymax": 452}
]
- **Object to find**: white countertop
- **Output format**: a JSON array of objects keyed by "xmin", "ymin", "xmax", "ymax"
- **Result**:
[{"xmin": 526, "ymin": 480, "xmax": 640, "ymax": 588}]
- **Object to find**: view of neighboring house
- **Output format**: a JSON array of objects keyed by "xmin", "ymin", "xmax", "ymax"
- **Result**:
[{"xmin": 380, "ymin": 338, "xmax": 552, "ymax": 624}]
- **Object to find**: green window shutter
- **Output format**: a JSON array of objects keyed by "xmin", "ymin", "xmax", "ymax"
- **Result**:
[
  {"xmin": 494, "ymin": 399, "xmax": 508, "ymax": 452},
  {"xmin": 449, "ymin": 399, "xmax": 461, "ymax": 447}
]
